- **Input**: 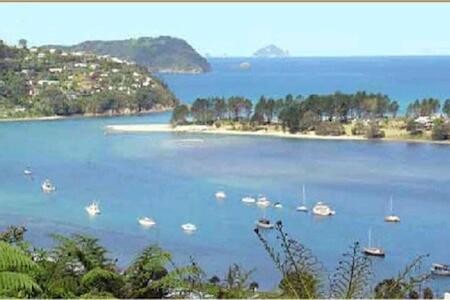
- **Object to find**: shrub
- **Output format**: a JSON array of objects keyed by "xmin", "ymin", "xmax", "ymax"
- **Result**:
[
  {"xmin": 431, "ymin": 118, "xmax": 449, "ymax": 140},
  {"xmin": 365, "ymin": 121, "xmax": 385, "ymax": 139},
  {"xmin": 315, "ymin": 122, "xmax": 345, "ymax": 136}
]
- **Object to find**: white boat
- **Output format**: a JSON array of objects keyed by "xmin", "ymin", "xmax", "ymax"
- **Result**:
[
  {"xmin": 23, "ymin": 167, "xmax": 32, "ymax": 175},
  {"xmin": 181, "ymin": 223, "xmax": 197, "ymax": 233},
  {"xmin": 256, "ymin": 196, "xmax": 271, "ymax": 208},
  {"xmin": 41, "ymin": 179, "xmax": 56, "ymax": 193},
  {"xmin": 273, "ymin": 202, "xmax": 283, "ymax": 209},
  {"xmin": 431, "ymin": 263, "xmax": 450, "ymax": 276},
  {"xmin": 215, "ymin": 191, "xmax": 226, "ymax": 200},
  {"xmin": 138, "ymin": 217, "xmax": 156, "ymax": 227},
  {"xmin": 312, "ymin": 202, "xmax": 335, "ymax": 216},
  {"xmin": 296, "ymin": 184, "xmax": 308, "ymax": 212},
  {"xmin": 363, "ymin": 229, "xmax": 385, "ymax": 257},
  {"xmin": 384, "ymin": 196, "xmax": 400, "ymax": 223},
  {"xmin": 241, "ymin": 196, "xmax": 256, "ymax": 204},
  {"xmin": 256, "ymin": 218, "xmax": 274, "ymax": 229},
  {"xmin": 85, "ymin": 202, "xmax": 101, "ymax": 216}
]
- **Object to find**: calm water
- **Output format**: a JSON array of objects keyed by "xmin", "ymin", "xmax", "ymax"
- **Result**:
[
  {"xmin": 1, "ymin": 57, "xmax": 450, "ymax": 293},
  {"xmin": 160, "ymin": 57, "xmax": 450, "ymax": 111}
]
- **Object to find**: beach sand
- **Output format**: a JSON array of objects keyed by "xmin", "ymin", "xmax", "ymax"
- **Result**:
[{"xmin": 105, "ymin": 123, "xmax": 450, "ymax": 145}]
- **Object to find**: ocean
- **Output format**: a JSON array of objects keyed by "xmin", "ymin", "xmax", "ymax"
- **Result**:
[{"xmin": 1, "ymin": 57, "xmax": 449, "ymax": 293}]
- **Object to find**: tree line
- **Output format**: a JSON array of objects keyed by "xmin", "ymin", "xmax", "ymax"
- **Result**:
[{"xmin": 0, "ymin": 224, "xmax": 435, "ymax": 299}]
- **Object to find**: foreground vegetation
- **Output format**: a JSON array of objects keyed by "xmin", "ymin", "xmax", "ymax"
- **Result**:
[
  {"xmin": 171, "ymin": 93, "xmax": 450, "ymax": 142},
  {"xmin": 0, "ymin": 223, "xmax": 437, "ymax": 298},
  {"xmin": 0, "ymin": 40, "xmax": 177, "ymax": 119}
]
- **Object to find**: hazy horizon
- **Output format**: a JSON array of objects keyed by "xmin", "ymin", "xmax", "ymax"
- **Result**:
[{"xmin": 2, "ymin": 3, "xmax": 450, "ymax": 57}]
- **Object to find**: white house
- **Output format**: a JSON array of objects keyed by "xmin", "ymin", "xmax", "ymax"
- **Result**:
[
  {"xmin": 49, "ymin": 68, "xmax": 63, "ymax": 73},
  {"xmin": 49, "ymin": 48, "xmax": 57, "ymax": 54},
  {"xmin": 38, "ymin": 80, "xmax": 59, "ymax": 86}
]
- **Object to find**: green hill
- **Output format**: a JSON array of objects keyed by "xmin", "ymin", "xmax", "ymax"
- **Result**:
[
  {"xmin": 0, "ymin": 40, "xmax": 178, "ymax": 119},
  {"xmin": 46, "ymin": 36, "xmax": 211, "ymax": 74}
]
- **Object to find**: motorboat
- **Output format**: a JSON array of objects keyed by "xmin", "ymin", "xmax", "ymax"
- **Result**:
[
  {"xmin": 241, "ymin": 196, "xmax": 256, "ymax": 204},
  {"xmin": 23, "ymin": 167, "xmax": 33, "ymax": 175},
  {"xmin": 384, "ymin": 196, "xmax": 400, "ymax": 223},
  {"xmin": 363, "ymin": 229, "xmax": 385, "ymax": 257},
  {"xmin": 215, "ymin": 191, "xmax": 226, "ymax": 200},
  {"xmin": 273, "ymin": 202, "xmax": 283, "ymax": 209},
  {"xmin": 256, "ymin": 196, "xmax": 271, "ymax": 208},
  {"xmin": 296, "ymin": 184, "xmax": 308, "ymax": 212},
  {"xmin": 256, "ymin": 218, "xmax": 274, "ymax": 229},
  {"xmin": 181, "ymin": 223, "xmax": 197, "ymax": 233},
  {"xmin": 431, "ymin": 263, "xmax": 450, "ymax": 276},
  {"xmin": 138, "ymin": 217, "xmax": 156, "ymax": 227},
  {"xmin": 41, "ymin": 179, "xmax": 56, "ymax": 193},
  {"xmin": 85, "ymin": 202, "xmax": 101, "ymax": 216},
  {"xmin": 312, "ymin": 202, "xmax": 335, "ymax": 216}
]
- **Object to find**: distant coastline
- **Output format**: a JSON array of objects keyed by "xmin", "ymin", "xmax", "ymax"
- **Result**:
[
  {"xmin": 0, "ymin": 107, "xmax": 173, "ymax": 123},
  {"xmin": 104, "ymin": 124, "xmax": 450, "ymax": 145}
]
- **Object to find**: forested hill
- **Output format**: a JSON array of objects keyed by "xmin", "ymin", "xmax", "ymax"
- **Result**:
[
  {"xmin": 45, "ymin": 36, "xmax": 211, "ymax": 74},
  {"xmin": 0, "ymin": 40, "xmax": 178, "ymax": 119}
]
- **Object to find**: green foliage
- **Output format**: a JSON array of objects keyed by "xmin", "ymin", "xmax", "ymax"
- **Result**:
[
  {"xmin": 48, "ymin": 36, "xmax": 211, "ymax": 73},
  {"xmin": 407, "ymin": 98, "xmax": 441, "ymax": 117},
  {"xmin": 255, "ymin": 221, "xmax": 322, "ymax": 298},
  {"xmin": 431, "ymin": 118, "xmax": 449, "ymax": 140},
  {"xmin": 406, "ymin": 119, "xmax": 423, "ymax": 136},
  {"xmin": 443, "ymin": 99, "xmax": 450, "ymax": 117},
  {"xmin": 81, "ymin": 267, "xmax": 123, "ymax": 295},
  {"xmin": 0, "ymin": 242, "xmax": 41, "ymax": 297},
  {"xmin": 374, "ymin": 255, "xmax": 430, "ymax": 299},
  {"xmin": 170, "ymin": 104, "xmax": 189, "ymax": 126},
  {"xmin": 365, "ymin": 121, "xmax": 385, "ymax": 139},
  {"xmin": 329, "ymin": 242, "xmax": 372, "ymax": 299},
  {"xmin": 315, "ymin": 122, "xmax": 345, "ymax": 136}
]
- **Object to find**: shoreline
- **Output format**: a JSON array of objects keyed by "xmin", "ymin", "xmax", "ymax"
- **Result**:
[
  {"xmin": 0, "ymin": 107, "xmax": 173, "ymax": 123},
  {"xmin": 105, "ymin": 124, "xmax": 450, "ymax": 145}
]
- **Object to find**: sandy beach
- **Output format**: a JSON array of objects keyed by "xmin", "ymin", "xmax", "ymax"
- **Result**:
[{"xmin": 105, "ymin": 123, "xmax": 450, "ymax": 145}]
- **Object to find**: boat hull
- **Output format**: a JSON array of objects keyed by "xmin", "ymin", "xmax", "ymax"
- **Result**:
[{"xmin": 363, "ymin": 248, "xmax": 385, "ymax": 257}]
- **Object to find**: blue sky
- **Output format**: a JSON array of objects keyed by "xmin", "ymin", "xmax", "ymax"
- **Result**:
[{"xmin": 1, "ymin": 3, "xmax": 450, "ymax": 57}]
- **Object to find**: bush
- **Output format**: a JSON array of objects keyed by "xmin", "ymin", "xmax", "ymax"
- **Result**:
[
  {"xmin": 315, "ymin": 122, "xmax": 345, "ymax": 136},
  {"xmin": 431, "ymin": 119, "xmax": 449, "ymax": 140},
  {"xmin": 351, "ymin": 121, "xmax": 366, "ymax": 136},
  {"xmin": 406, "ymin": 119, "xmax": 423, "ymax": 136},
  {"xmin": 365, "ymin": 121, "xmax": 385, "ymax": 139}
]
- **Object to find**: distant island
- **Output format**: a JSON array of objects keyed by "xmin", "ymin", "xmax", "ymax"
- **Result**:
[
  {"xmin": 109, "ymin": 92, "xmax": 450, "ymax": 144},
  {"xmin": 0, "ymin": 40, "xmax": 178, "ymax": 120},
  {"xmin": 253, "ymin": 44, "xmax": 289, "ymax": 58},
  {"xmin": 44, "ymin": 36, "xmax": 211, "ymax": 74}
]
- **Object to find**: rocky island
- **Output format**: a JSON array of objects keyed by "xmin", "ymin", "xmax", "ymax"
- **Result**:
[{"xmin": 254, "ymin": 44, "xmax": 289, "ymax": 58}]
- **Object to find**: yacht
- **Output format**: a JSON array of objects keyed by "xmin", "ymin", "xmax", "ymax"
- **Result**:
[
  {"xmin": 41, "ymin": 179, "xmax": 56, "ymax": 193},
  {"xmin": 181, "ymin": 223, "xmax": 197, "ymax": 233},
  {"xmin": 85, "ymin": 202, "xmax": 101, "ymax": 216},
  {"xmin": 215, "ymin": 191, "xmax": 226, "ymax": 200},
  {"xmin": 296, "ymin": 184, "xmax": 308, "ymax": 212},
  {"xmin": 312, "ymin": 202, "xmax": 335, "ymax": 216},
  {"xmin": 363, "ymin": 229, "xmax": 385, "ymax": 257},
  {"xmin": 256, "ymin": 218, "xmax": 274, "ymax": 229},
  {"xmin": 273, "ymin": 202, "xmax": 283, "ymax": 209},
  {"xmin": 241, "ymin": 196, "xmax": 256, "ymax": 204},
  {"xmin": 138, "ymin": 217, "xmax": 156, "ymax": 227},
  {"xmin": 23, "ymin": 167, "xmax": 33, "ymax": 176},
  {"xmin": 431, "ymin": 264, "xmax": 450, "ymax": 276},
  {"xmin": 256, "ymin": 196, "xmax": 271, "ymax": 208},
  {"xmin": 384, "ymin": 196, "xmax": 400, "ymax": 223}
]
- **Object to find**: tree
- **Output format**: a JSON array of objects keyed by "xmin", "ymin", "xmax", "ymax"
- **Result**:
[
  {"xmin": 81, "ymin": 267, "xmax": 123, "ymax": 297},
  {"xmin": 431, "ymin": 118, "xmax": 449, "ymax": 141},
  {"xmin": 0, "ymin": 242, "xmax": 41, "ymax": 297},
  {"xmin": 443, "ymin": 99, "xmax": 450, "ymax": 117},
  {"xmin": 123, "ymin": 245, "xmax": 171, "ymax": 298},
  {"xmin": 329, "ymin": 242, "xmax": 372, "ymax": 299},
  {"xmin": 213, "ymin": 97, "xmax": 227, "ymax": 120},
  {"xmin": 389, "ymin": 101, "xmax": 400, "ymax": 118},
  {"xmin": 170, "ymin": 104, "xmax": 189, "ymax": 126},
  {"xmin": 18, "ymin": 39, "xmax": 27, "ymax": 49},
  {"xmin": 191, "ymin": 98, "xmax": 214, "ymax": 124},
  {"xmin": 254, "ymin": 221, "xmax": 321, "ymax": 298},
  {"xmin": 279, "ymin": 103, "xmax": 301, "ymax": 133}
]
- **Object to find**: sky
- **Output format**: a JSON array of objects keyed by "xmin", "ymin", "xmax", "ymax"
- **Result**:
[{"xmin": 1, "ymin": 3, "xmax": 450, "ymax": 57}]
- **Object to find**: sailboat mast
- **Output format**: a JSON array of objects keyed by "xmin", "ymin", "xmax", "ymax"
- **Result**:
[
  {"xmin": 390, "ymin": 196, "xmax": 393, "ymax": 214},
  {"xmin": 368, "ymin": 229, "xmax": 372, "ymax": 248},
  {"xmin": 302, "ymin": 184, "xmax": 306, "ymax": 205}
]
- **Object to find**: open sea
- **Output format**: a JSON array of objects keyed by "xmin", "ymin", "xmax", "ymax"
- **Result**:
[{"xmin": 1, "ymin": 57, "xmax": 449, "ymax": 294}]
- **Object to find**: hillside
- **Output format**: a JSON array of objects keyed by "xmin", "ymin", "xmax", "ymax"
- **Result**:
[
  {"xmin": 0, "ymin": 40, "xmax": 178, "ymax": 119},
  {"xmin": 46, "ymin": 36, "xmax": 211, "ymax": 74},
  {"xmin": 254, "ymin": 45, "xmax": 289, "ymax": 58}
]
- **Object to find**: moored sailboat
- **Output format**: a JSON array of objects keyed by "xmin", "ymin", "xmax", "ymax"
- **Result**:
[
  {"xmin": 363, "ymin": 229, "xmax": 385, "ymax": 257},
  {"xmin": 384, "ymin": 196, "xmax": 400, "ymax": 223}
]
